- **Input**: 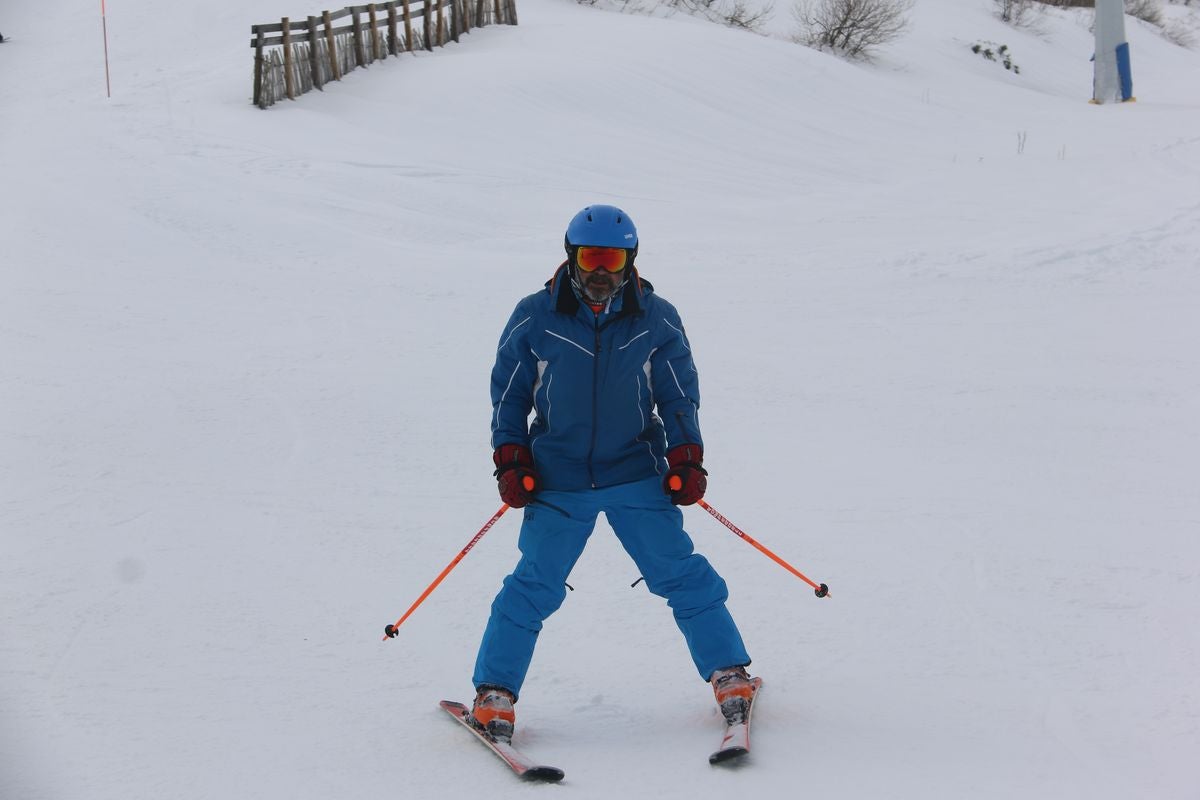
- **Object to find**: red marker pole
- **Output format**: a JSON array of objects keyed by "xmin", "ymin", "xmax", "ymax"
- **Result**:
[{"xmin": 101, "ymin": 0, "xmax": 111, "ymax": 97}]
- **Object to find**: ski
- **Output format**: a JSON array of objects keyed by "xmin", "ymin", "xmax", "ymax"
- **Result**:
[
  {"xmin": 438, "ymin": 700, "xmax": 565, "ymax": 782},
  {"xmin": 709, "ymin": 677, "xmax": 763, "ymax": 765}
]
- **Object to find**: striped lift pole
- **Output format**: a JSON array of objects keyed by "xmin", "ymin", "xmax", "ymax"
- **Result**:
[{"xmin": 1092, "ymin": 0, "xmax": 1134, "ymax": 104}]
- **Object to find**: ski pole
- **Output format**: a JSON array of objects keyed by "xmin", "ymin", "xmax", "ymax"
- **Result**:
[
  {"xmin": 383, "ymin": 503, "xmax": 510, "ymax": 641},
  {"xmin": 695, "ymin": 497, "xmax": 829, "ymax": 598}
]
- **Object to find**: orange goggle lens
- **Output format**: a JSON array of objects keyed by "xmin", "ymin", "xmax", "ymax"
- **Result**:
[{"xmin": 576, "ymin": 246, "xmax": 628, "ymax": 273}]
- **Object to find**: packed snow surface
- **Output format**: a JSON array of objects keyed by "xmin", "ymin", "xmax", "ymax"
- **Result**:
[{"xmin": 2, "ymin": 0, "xmax": 1198, "ymax": 798}]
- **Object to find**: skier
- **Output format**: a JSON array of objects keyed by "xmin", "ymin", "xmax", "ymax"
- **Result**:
[{"xmin": 471, "ymin": 204, "xmax": 756, "ymax": 742}]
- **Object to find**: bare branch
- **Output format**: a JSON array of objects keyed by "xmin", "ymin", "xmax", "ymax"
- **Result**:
[{"xmin": 793, "ymin": 0, "xmax": 915, "ymax": 59}]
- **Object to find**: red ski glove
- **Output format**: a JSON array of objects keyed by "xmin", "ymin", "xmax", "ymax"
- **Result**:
[
  {"xmin": 493, "ymin": 444, "xmax": 539, "ymax": 508},
  {"xmin": 663, "ymin": 444, "xmax": 707, "ymax": 506}
]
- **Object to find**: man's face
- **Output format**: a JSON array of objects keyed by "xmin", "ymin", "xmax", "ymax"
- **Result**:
[
  {"xmin": 575, "ymin": 246, "xmax": 628, "ymax": 304},
  {"xmin": 579, "ymin": 266, "xmax": 624, "ymax": 303}
]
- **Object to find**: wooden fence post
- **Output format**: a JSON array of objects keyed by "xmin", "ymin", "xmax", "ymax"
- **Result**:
[
  {"xmin": 281, "ymin": 17, "xmax": 296, "ymax": 100},
  {"xmin": 506, "ymin": 0, "xmax": 518, "ymax": 24},
  {"xmin": 402, "ymin": 0, "xmax": 413, "ymax": 51},
  {"xmin": 402, "ymin": 0, "xmax": 414, "ymax": 52},
  {"xmin": 351, "ymin": 7, "xmax": 366, "ymax": 67},
  {"xmin": 368, "ymin": 4, "xmax": 380, "ymax": 62},
  {"xmin": 387, "ymin": 3, "xmax": 399, "ymax": 55},
  {"xmin": 493, "ymin": 0, "xmax": 501, "ymax": 26},
  {"xmin": 474, "ymin": 0, "xmax": 485, "ymax": 28},
  {"xmin": 253, "ymin": 27, "xmax": 266, "ymax": 107},
  {"xmin": 307, "ymin": 16, "xmax": 323, "ymax": 89},
  {"xmin": 450, "ymin": 0, "xmax": 459, "ymax": 43},
  {"xmin": 323, "ymin": 10, "xmax": 341, "ymax": 80},
  {"xmin": 436, "ymin": 0, "xmax": 446, "ymax": 45},
  {"xmin": 427, "ymin": 0, "xmax": 436, "ymax": 51}
]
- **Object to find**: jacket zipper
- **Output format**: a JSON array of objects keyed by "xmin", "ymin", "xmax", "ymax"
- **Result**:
[
  {"xmin": 588, "ymin": 315, "xmax": 602, "ymax": 487},
  {"xmin": 586, "ymin": 308, "xmax": 638, "ymax": 489}
]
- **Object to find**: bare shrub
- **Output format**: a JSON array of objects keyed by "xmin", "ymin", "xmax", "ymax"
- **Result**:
[
  {"xmin": 721, "ymin": 0, "xmax": 775, "ymax": 29},
  {"xmin": 1031, "ymin": 0, "xmax": 1182, "ymax": 9},
  {"xmin": 1126, "ymin": 0, "xmax": 1165, "ymax": 23},
  {"xmin": 648, "ymin": 0, "xmax": 774, "ymax": 29},
  {"xmin": 1161, "ymin": 19, "xmax": 1198, "ymax": 45},
  {"xmin": 793, "ymin": 0, "xmax": 915, "ymax": 59},
  {"xmin": 995, "ymin": 0, "xmax": 1044, "ymax": 26}
]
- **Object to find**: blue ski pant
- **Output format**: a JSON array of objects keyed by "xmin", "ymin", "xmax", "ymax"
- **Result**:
[{"xmin": 472, "ymin": 476, "xmax": 750, "ymax": 699}]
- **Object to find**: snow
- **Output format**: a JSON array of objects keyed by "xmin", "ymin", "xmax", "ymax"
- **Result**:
[{"xmin": 2, "ymin": 0, "xmax": 1199, "ymax": 797}]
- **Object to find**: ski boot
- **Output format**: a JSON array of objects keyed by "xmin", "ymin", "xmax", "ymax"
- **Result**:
[
  {"xmin": 711, "ymin": 666, "xmax": 756, "ymax": 726},
  {"xmin": 471, "ymin": 686, "xmax": 516, "ymax": 741}
]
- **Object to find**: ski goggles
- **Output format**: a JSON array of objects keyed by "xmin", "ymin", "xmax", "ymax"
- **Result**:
[{"xmin": 575, "ymin": 246, "xmax": 628, "ymax": 273}]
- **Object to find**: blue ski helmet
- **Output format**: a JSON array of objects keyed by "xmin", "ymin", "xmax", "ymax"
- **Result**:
[{"xmin": 564, "ymin": 205, "xmax": 638, "ymax": 252}]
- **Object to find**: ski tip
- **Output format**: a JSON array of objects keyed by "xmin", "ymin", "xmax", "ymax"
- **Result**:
[
  {"xmin": 439, "ymin": 700, "xmax": 473, "ymax": 719},
  {"xmin": 522, "ymin": 766, "xmax": 566, "ymax": 783},
  {"xmin": 709, "ymin": 746, "xmax": 750, "ymax": 765}
]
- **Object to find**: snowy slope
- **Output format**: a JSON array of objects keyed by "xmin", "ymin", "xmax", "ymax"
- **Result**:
[{"xmin": 2, "ymin": 0, "xmax": 1199, "ymax": 798}]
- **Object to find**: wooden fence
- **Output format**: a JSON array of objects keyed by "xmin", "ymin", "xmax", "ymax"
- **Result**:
[{"xmin": 250, "ymin": 0, "xmax": 518, "ymax": 109}]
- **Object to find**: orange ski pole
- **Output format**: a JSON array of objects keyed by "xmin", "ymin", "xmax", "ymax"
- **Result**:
[
  {"xmin": 696, "ymin": 497, "xmax": 829, "ymax": 598},
  {"xmin": 383, "ymin": 503, "xmax": 511, "ymax": 640}
]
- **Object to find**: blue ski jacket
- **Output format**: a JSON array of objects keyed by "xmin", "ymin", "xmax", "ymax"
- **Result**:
[{"xmin": 490, "ymin": 263, "xmax": 703, "ymax": 491}]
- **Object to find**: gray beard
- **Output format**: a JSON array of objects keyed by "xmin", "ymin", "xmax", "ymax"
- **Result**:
[{"xmin": 571, "ymin": 268, "xmax": 626, "ymax": 305}]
